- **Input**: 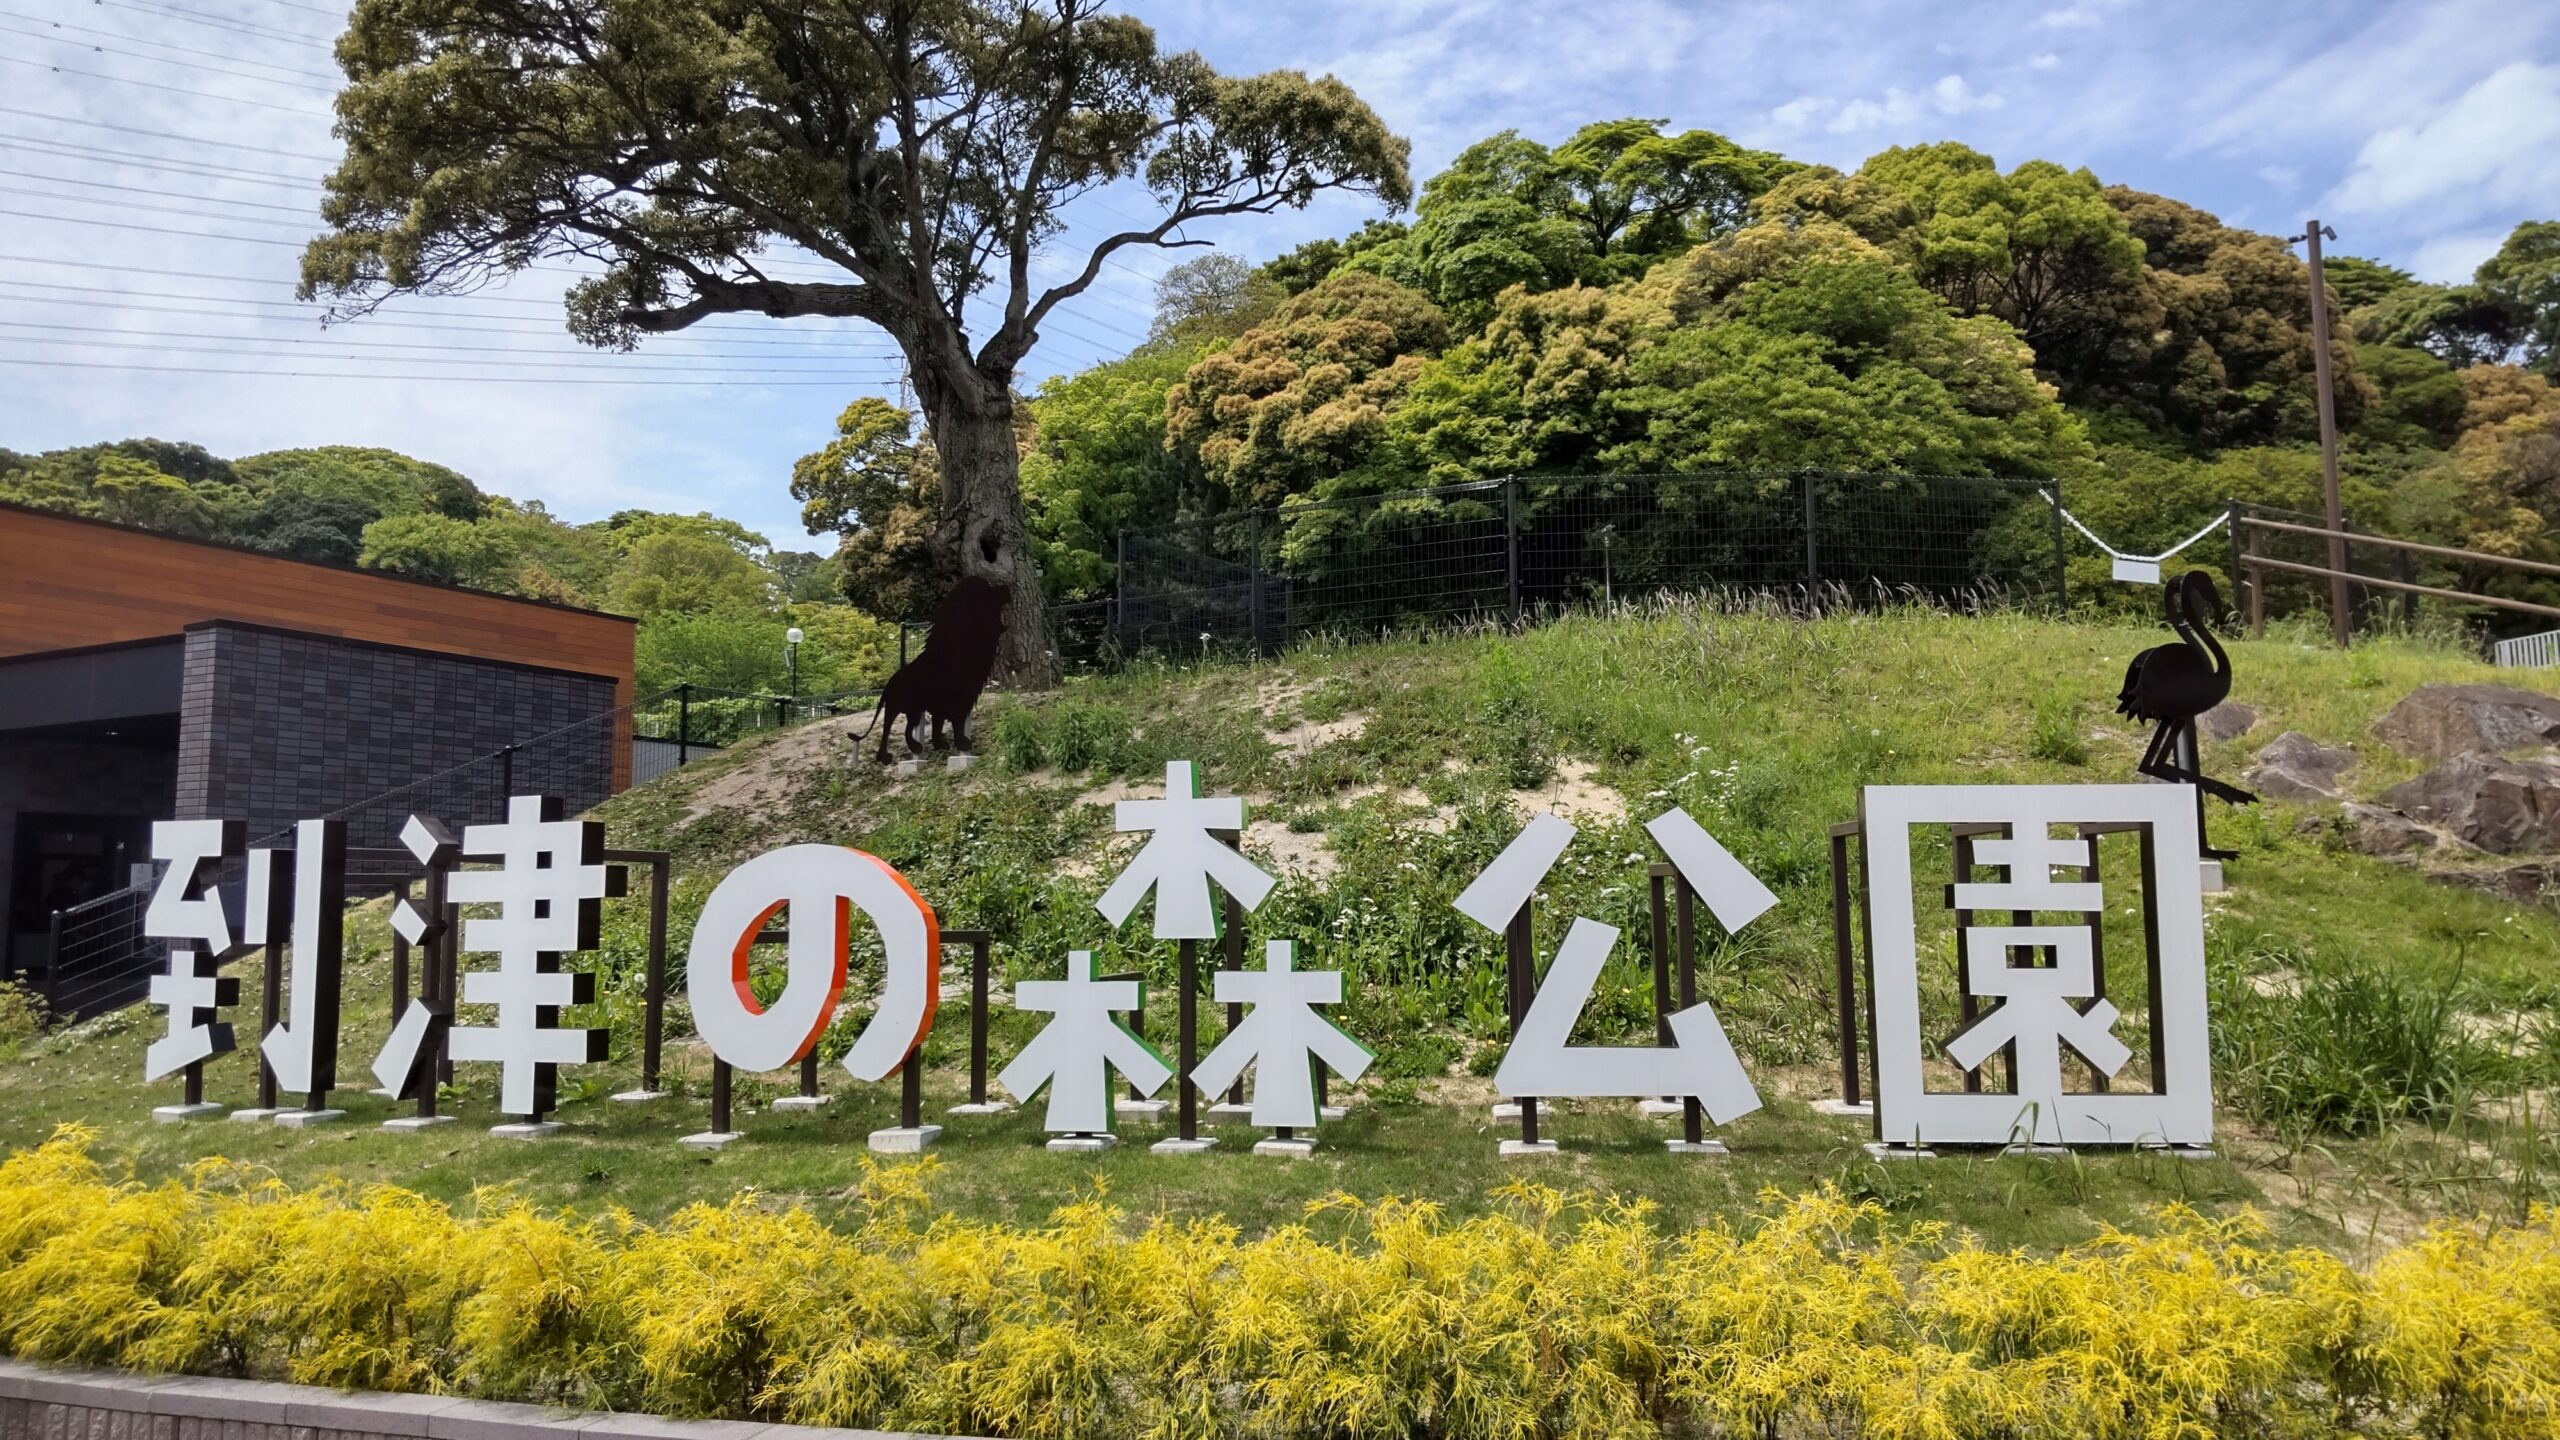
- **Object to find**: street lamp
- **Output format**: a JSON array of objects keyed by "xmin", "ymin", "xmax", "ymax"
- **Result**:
[{"xmin": 785, "ymin": 626, "xmax": 804, "ymax": 706}]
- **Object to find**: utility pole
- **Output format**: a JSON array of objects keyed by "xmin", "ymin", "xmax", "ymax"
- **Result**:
[{"xmin": 2295, "ymin": 219, "xmax": 2351, "ymax": 647}]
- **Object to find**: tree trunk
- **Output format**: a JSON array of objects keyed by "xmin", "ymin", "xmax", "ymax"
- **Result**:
[{"xmin": 924, "ymin": 382, "xmax": 1055, "ymax": 688}]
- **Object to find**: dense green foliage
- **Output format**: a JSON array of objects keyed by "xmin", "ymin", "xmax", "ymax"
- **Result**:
[{"xmin": 979, "ymin": 126, "xmax": 2559, "ymax": 619}]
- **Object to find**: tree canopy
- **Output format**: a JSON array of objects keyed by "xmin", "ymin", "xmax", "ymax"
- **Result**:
[
  {"xmin": 790, "ymin": 397, "xmax": 955, "ymax": 620},
  {"xmin": 1163, "ymin": 270, "xmax": 1450, "ymax": 511},
  {"xmin": 302, "ymin": 0, "xmax": 1411, "ymax": 682},
  {"xmin": 1330, "ymin": 120, "xmax": 1793, "ymax": 331}
]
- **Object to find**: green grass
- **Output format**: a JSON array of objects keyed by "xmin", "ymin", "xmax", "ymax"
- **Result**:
[{"xmin": 7, "ymin": 600, "xmax": 2560, "ymax": 1257}]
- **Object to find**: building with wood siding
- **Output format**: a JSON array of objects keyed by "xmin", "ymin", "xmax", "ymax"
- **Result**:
[{"xmin": 0, "ymin": 501, "xmax": 637, "ymax": 998}]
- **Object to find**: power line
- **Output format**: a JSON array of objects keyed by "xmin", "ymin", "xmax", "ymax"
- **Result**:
[
  {"xmin": 224, "ymin": 0, "xmax": 351, "ymax": 21},
  {"xmin": 0, "ymin": 106, "xmax": 339, "ymax": 160},
  {"xmin": 0, "ymin": 167, "xmax": 321, "ymax": 215},
  {"xmin": 0, "ymin": 317, "xmax": 893, "ymax": 360},
  {"xmin": 1, "ymin": 206, "xmax": 916, "ymax": 314},
  {"xmin": 0, "ymin": 205, "xmax": 333, "ymax": 249},
  {"xmin": 0, "ymin": 276, "xmax": 901, "ymax": 344},
  {"xmin": 0, "ymin": 53, "xmax": 328, "ymax": 114},
  {"xmin": 0, "ymin": 355, "xmax": 883, "ymax": 386},
  {"xmin": 89, "ymin": 0, "xmax": 339, "ymax": 50},
  {"xmin": 0, "ymin": 256, "xmax": 565, "ymax": 304},
  {"xmin": 0, "ymin": 331, "xmax": 897, "ymax": 375},
  {"xmin": 0, "ymin": 181, "xmax": 319, "ymax": 224},
  {"xmin": 0, "ymin": 19, "xmax": 341, "ymax": 91},
  {"xmin": 0, "ymin": 288, "xmax": 898, "ymax": 348},
  {"xmin": 1, "ymin": 186, "xmax": 1132, "ymax": 362},
  {"xmin": 0, "ymin": 12, "xmax": 341, "ymax": 84},
  {"xmin": 0, "ymin": 133, "xmax": 324, "ymax": 188}
]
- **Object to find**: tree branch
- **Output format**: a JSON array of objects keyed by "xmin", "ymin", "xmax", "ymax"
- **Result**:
[{"xmin": 618, "ymin": 275, "xmax": 888, "ymax": 332}]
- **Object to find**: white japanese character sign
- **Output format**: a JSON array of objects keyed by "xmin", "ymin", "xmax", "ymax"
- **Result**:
[
  {"xmin": 1096, "ymin": 761, "xmax": 1276, "ymax": 939},
  {"xmin": 254, "ymin": 819, "xmax": 348, "ymax": 1106},
  {"xmin": 372, "ymin": 815, "xmax": 458, "ymax": 1100},
  {"xmin": 1860, "ymin": 784, "xmax": 2212, "ymax": 1149},
  {"xmin": 142, "ymin": 818, "xmax": 243, "ymax": 1083},
  {"xmin": 683, "ymin": 843, "xmax": 941, "ymax": 1080},
  {"xmin": 1188, "ymin": 940, "xmax": 1374, "ymax": 1131},
  {"xmin": 1000, "ymin": 950, "xmax": 1173, "ymax": 1134},
  {"xmin": 442, "ymin": 795, "xmax": 611, "ymax": 1121},
  {"xmin": 1453, "ymin": 807, "xmax": 1772, "ymax": 1124}
]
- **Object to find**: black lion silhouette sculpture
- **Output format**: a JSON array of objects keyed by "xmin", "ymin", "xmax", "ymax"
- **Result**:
[{"xmin": 858, "ymin": 576, "xmax": 1011, "ymax": 764}]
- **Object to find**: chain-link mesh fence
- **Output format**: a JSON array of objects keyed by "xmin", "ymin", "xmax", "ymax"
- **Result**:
[{"xmin": 1103, "ymin": 470, "xmax": 2064, "ymax": 660}]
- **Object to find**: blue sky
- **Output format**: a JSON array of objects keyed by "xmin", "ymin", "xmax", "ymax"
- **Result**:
[{"xmin": 1, "ymin": 0, "xmax": 2554, "ymax": 549}]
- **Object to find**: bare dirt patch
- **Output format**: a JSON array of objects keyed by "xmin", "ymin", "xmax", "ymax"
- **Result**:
[
  {"xmin": 1072, "ymin": 776, "xmax": 1157, "ymax": 810},
  {"xmin": 681, "ymin": 715, "xmax": 864, "ymax": 824},
  {"xmin": 1510, "ymin": 758, "xmax": 1628, "ymax": 826},
  {"xmin": 1255, "ymin": 676, "xmax": 1311, "ymax": 721},
  {"xmin": 1269, "ymin": 710, "xmax": 1369, "ymax": 759},
  {"xmin": 1246, "ymin": 818, "xmax": 1339, "ymax": 884}
]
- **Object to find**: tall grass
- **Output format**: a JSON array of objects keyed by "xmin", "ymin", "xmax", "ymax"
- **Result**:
[{"xmin": 2211, "ymin": 944, "xmax": 2508, "ymax": 1139}]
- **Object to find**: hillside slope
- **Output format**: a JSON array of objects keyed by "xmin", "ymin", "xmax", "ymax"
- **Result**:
[{"xmin": 8, "ymin": 600, "xmax": 2557, "ymax": 1252}]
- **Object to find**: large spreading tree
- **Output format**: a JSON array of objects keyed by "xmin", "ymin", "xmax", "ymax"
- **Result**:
[{"xmin": 300, "ymin": 0, "xmax": 1411, "ymax": 682}]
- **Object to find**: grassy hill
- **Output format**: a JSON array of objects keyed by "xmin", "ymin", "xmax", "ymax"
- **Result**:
[{"xmin": 5, "ymin": 599, "xmax": 2556, "ymax": 1261}]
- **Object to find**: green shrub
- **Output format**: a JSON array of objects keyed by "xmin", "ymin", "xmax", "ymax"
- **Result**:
[
  {"xmin": 0, "ymin": 981, "xmax": 44, "ymax": 1047},
  {"xmin": 5, "ymin": 1130, "xmax": 2560, "ymax": 1438},
  {"xmin": 1475, "ymin": 643, "xmax": 1549, "ymax": 788},
  {"xmin": 1048, "ymin": 701, "xmax": 1135, "ymax": 773},
  {"xmin": 2027, "ymin": 687, "xmax": 2089, "ymax": 766},
  {"xmin": 989, "ymin": 700, "xmax": 1135, "ymax": 775},
  {"xmin": 993, "ymin": 704, "xmax": 1048, "ymax": 770},
  {"xmin": 2213, "ymin": 947, "xmax": 2505, "ymax": 1137}
]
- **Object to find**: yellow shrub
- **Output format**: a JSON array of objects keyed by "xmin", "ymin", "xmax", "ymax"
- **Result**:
[{"xmin": 2, "ymin": 1127, "xmax": 2556, "ymax": 1440}]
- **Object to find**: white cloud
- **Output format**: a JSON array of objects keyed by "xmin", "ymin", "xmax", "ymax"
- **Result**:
[
  {"xmin": 2039, "ymin": 5, "xmax": 2104, "ymax": 28},
  {"xmin": 2326, "ymin": 61, "xmax": 2560, "ymax": 221},
  {"xmin": 1809, "ymin": 74, "xmax": 2005, "ymax": 135},
  {"xmin": 2258, "ymin": 164, "xmax": 2301, "ymax": 192},
  {"xmin": 1769, "ymin": 95, "xmax": 1834, "ymax": 130},
  {"xmin": 2028, "ymin": 53, "xmax": 2061, "ymax": 71},
  {"xmin": 2408, "ymin": 229, "xmax": 2509, "ymax": 285}
]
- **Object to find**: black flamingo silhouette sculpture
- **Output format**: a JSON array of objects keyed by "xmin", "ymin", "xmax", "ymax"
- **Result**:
[{"xmin": 2117, "ymin": 571, "xmax": 2255, "ymax": 860}]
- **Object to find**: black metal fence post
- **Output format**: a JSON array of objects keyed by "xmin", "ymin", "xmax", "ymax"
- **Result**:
[
  {"xmin": 676, "ymin": 684, "xmax": 692, "ymax": 766},
  {"xmin": 41, "ymin": 908, "xmax": 62, "ymax": 1003},
  {"xmin": 496, "ymin": 743, "xmax": 517, "ymax": 804},
  {"xmin": 1801, "ymin": 471, "xmax": 1820, "ymax": 584},
  {"xmin": 1504, "ymin": 475, "xmax": 1521, "ymax": 625}
]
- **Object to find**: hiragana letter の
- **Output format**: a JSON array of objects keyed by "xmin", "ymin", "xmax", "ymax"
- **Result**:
[{"xmin": 684, "ymin": 843, "xmax": 941, "ymax": 1080}]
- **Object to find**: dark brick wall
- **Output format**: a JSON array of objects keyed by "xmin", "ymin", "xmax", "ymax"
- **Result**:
[
  {"xmin": 0, "ymin": 734, "xmax": 176, "ymax": 977},
  {"xmin": 175, "ymin": 622, "xmax": 618, "ymax": 849}
]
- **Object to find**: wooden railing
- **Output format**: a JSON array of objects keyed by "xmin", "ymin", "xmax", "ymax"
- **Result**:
[{"xmin": 2233, "ymin": 513, "xmax": 2560, "ymax": 635}]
